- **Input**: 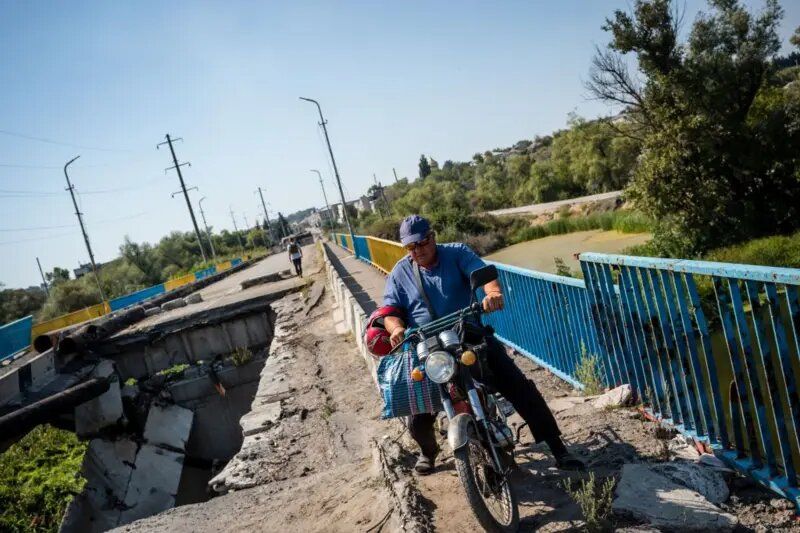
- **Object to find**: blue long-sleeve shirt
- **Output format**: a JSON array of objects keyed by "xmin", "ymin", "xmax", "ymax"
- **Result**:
[{"xmin": 382, "ymin": 243, "xmax": 486, "ymax": 328}]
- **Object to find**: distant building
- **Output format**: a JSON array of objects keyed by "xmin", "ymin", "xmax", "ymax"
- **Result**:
[{"xmin": 73, "ymin": 262, "xmax": 104, "ymax": 279}]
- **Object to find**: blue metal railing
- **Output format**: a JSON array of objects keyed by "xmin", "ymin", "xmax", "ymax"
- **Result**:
[
  {"xmin": 109, "ymin": 284, "xmax": 166, "ymax": 311},
  {"xmin": 0, "ymin": 315, "xmax": 33, "ymax": 362},
  {"xmin": 483, "ymin": 262, "xmax": 599, "ymax": 390},
  {"xmin": 353, "ymin": 236, "xmax": 372, "ymax": 264},
  {"xmin": 580, "ymin": 252, "xmax": 800, "ymax": 506}
]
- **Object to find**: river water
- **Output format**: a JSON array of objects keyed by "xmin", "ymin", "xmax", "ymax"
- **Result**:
[{"xmin": 485, "ymin": 229, "xmax": 652, "ymax": 274}]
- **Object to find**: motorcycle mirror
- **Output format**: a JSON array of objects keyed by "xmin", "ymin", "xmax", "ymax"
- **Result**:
[{"xmin": 469, "ymin": 264, "xmax": 498, "ymax": 292}]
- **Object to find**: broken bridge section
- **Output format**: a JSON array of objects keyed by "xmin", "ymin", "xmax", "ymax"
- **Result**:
[{"xmin": 1, "ymin": 245, "xmax": 318, "ymax": 531}]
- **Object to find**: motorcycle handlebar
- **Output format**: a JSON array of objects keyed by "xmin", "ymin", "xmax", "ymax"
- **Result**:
[{"xmin": 386, "ymin": 301, "xmax": 484, "ymax": 355}]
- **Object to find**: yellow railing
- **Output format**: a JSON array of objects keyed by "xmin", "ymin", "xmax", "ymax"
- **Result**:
[
  {"xmin": 164, "ymin": 273, "xmax": 196, "ymax": 291},
  {"xmin": 28, "ymin": 255, "xmax": 248, "ymax": 342},
  {"xmin": 365, "ymin": 236, "xmax": 406, "ymax": 274},
  {"xmin": 31, "ymin": 302, "xmax": 111, "ymax": 339}
]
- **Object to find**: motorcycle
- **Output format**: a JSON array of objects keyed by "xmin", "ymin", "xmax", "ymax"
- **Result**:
[{"xmin": 397, "ymin": 264, "xmax": 520, "ymax": 532}]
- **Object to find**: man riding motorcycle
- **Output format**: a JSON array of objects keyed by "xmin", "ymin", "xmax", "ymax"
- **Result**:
[{"xmin": 379, "ymin": 214, "xmax": 585, "ymax": 474}]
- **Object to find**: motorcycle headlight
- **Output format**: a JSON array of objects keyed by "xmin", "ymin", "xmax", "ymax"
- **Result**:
[{"xmin": 425, "ymin": 351, "xmax": 456, "ymax": 384}]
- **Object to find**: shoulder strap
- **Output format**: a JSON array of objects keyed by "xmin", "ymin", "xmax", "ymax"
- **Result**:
[{"xmin": 413, "ymin": 261, "xmax": 438, "ymax": 320}]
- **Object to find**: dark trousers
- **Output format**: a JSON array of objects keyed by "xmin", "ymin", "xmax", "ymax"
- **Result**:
[
  {"xmin": 292, "ymin": 257, "xmax": 302, "ymax": 275},
  {"xmin": 408, "ymin": 337, "xmax": 561, "ymax": 458}
]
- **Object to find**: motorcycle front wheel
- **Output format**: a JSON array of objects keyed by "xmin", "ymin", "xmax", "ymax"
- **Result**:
[{"xmin": 453, "ymin": 425, "xmax": 520, "ymax": 532}]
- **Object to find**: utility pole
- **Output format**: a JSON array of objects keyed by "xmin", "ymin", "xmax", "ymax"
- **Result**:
[
  {"xmin": 299, "ymin": 97, "xmax": 355, "ymax": 246},
  {"xmin": 229, "ymin": 207, "xmax": 245, "ymax": 253},
  {"xmin": 243, "ymin": 213, "xmax": 250, "ymax": 230},
  {"xmin": 198, "ymin": 197, "xmax": 217, "ymax": 260},
  {"xmin": 36, "ymin": 257, "xmax": 49, "ymax": 297},
  {"xmin": 64, "ymin": 156, "xmax": 106, "ymax": 302},
  {"xmin": 158, "ymin": 134, "xmax": 207, "ymax": 262},
  {"xmin": 256, "ymin": 187, "xmax": 273, "ymax": 246},
  {"xmin": 392, "ymin": 168, "xmax": 400, "ymax": 183},
  {"xmin": 373, "ymin": 173, "xmax": 391, "ymax": 216},
  {"xmin": 310, "ymin": 170, "xmax": 335, "ymax": 232}
]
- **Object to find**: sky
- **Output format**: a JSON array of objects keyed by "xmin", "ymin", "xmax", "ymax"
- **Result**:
[{"xmin": 1, "ymin": 1, "xmax": 797, "ymax": 288}]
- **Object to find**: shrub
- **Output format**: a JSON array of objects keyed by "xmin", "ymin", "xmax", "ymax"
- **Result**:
[
  {"xmin": 0, "ymin": 425, "xmax": 87, "ymax": 533},
  {"xmin": 575, "ymin": 346, "xmax": 605, "ymax": 395},
  {"xmin": 561, "ymin": 472, "xmax": 616, "ymax": 533}
]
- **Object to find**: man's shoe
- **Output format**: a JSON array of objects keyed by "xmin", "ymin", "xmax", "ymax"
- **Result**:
[
  {"xmin": 414, "ymin": 454, "xmax": 436, "ymax": 475},
  {"xmin": 554, "ymin": 452, "xmax": 586, "ymax": 471}
]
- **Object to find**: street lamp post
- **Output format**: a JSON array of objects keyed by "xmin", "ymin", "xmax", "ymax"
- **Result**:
[
  {"xmin": 299, "ymin": 97, "xmax": 355, "ymax": 247},
  {"xmin": 310, "ymin": 169, "xmax": 335, "ymax": 233},
  {"xmin": 64, "ymin": 155, "xmax": 106, "ymax": 303}
]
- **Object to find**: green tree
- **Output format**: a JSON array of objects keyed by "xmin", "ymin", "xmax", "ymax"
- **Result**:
[
  {"xmin": 0, "ymin": 285, "xmax": 47, "ymax": 323},
  {"xmin": 790, "ymin": 25, "xmax": 800, "ymax": 49},
  {"xmin": 418, "ymin": 154, "xmax": 432, "ymax": 179},
  {"xmin": 589, "ymin": 0, "xmax": 800, "ymax": 256},
  {"xmin": 45, "ymin": 267, "xmax": 70, "ymax": 286}
]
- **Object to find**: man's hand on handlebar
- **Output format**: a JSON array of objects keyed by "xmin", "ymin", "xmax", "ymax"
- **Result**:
[
  {"xmin": 389, "ymin": 327, "xmax": 406, "ymax": 347},
  {"xmin": 482, "ymin": 291, "xmax": 504, "ymax": 313}
]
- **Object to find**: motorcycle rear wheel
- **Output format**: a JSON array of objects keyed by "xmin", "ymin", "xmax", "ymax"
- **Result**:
[{"xmin": 453, "ymin": 427, "xmax": 519, "ymax": 532}]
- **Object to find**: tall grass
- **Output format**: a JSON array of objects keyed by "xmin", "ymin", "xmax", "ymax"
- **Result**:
[{"xmin": 509, "ymin": 210, "xmax": 652, "ymax": 245}]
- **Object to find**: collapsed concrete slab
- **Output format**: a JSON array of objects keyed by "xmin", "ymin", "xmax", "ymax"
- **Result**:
[
  {"xmin": 60, "ymin": 438, "xmax": 138, "ymax": 533},
  {"xmin": 119, "ymin": 444, "xmax": 184, "ymax": 525},
  {"xmin": 75, "ymin": 361, "xmax": 124, "ymax": 438},
  {"xmin": 613, "ymin": 464, "xmax": 737, "ymax": 531},
  {"xmin": 651, "ymin": 461, "xmax": 729, "ymax": 505},
  {"xmin": 143, "ymin": 403, "xmax": 194, "ymax": 452}
]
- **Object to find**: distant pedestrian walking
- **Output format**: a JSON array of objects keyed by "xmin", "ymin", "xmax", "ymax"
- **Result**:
[{"xmin": 287, "ymin": 239, "xmax": 303, "ymax": 276}]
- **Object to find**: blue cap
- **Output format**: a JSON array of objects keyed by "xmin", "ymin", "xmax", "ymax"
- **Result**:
[{"xmin": 399, "ymin": 214, "xmax": 431, "ymax": 246}]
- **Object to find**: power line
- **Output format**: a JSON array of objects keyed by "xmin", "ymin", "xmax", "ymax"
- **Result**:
[
  {"xmin": 0, "ymin": 209, "xmax": 154, "ymax": 233},
  {"xmin": 0, "ymin": 128, "xmax": 131, "ymax": 152},
  {"xmin": 0, "ymin": 230, "xmax": 78, "ymax": 246},
  {"xmin": 0, "ymin": 163, "xmax": 62, "ymax": 169},
  {"xmin": 0, "ymin": 176, "xmax": 162, "ymax": 198}
]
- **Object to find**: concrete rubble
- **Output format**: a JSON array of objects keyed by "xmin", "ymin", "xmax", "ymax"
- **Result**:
[
  {"xmin": 651, "ymin": 461, "xmax": 729, "ymax": 505},
  {"xmin": 613, "ymin": 464, "xmax": 737, "ymax": 531},
  {"xmin": 184, "ymin": 292, "xmax": 203, "ymax": 305},
  {"xmin": 63, "ymin": 400, "xmax": 195, "ymax": 532},
  {"xmin": 144, "ymin": 307, "xmax": 163, "ymax": 317},
  {"xmin": 160, "ymin": 297, "xmax": 187, "ymax": 311},
  {"xmin": 593, "ymin": 384, "xmax": 633, "ymax": 409},
  {"xmin": 698, "ymin": 452, "xmax": 735, "ymax": 473},
  {"xmin": 667, "ymin": 434, "xmax": 702, "ymax": 461}
]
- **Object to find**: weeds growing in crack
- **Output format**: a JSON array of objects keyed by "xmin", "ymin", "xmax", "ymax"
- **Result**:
[
  {"xmin": 321, "ymin": 399, "xmax": 336, "ymax": 420},
  {"xmin": 229, "ymin": 346, "xmax": 253, "ymax": 367},
  {"xmin": 561, "ymin": 472, "xmax": 616, "ymax": 533},
  {"xmin": 575, "ymin": 345, "xmax": 605, "ymax": 396}
]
